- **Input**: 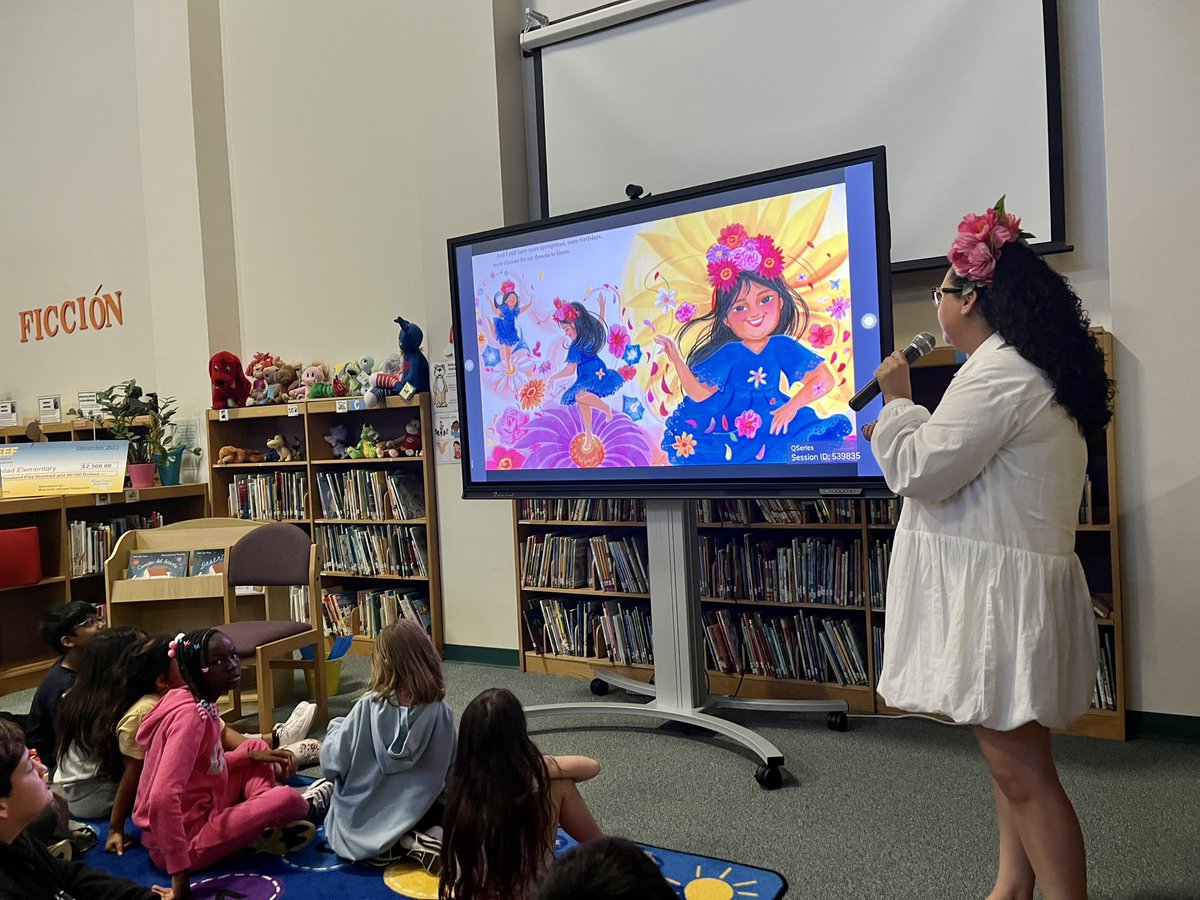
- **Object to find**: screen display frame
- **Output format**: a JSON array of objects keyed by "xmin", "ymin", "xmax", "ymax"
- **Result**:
[{"xmin": 447, "ymin": 145, "xmax": 895, "ymax": 500}]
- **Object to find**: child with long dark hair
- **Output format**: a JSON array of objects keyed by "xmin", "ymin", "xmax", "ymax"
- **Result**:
[
  {"xmin": 53, "ymin": 626, "xmax": 145, "ymax": 819},
  {"xmin": 489, "ymin": 280, "xmax": 532, "ymax": 368},
  {"xmin": 132, "ymin": 628, "xmax": 328, "ymax": 900},
  {"xmin": 439, "ymin": 688, "xmax": 603, "ymax": 900},
  {"xmin": 656, "ymin": 224, "xmax": 851, "ymax": 464},
  {"xmin": 547, "ymin": 293, "xmax": 624, "ymax": 450},
  {"xmin": 319, "ymin": 619, "xmax": 455, "ymax": 864},
  {"xmin": 869, "ymin": 199, "xmax": 1112, "ymax": 900}
]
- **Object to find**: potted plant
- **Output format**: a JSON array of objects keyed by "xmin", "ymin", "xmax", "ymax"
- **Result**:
[
  {"xmin": 146, "ymin": 394, "xmax": 202, "ymax": 486},
  {"xmin": 69, "ymin": 380, "xmax": 157, "ymax": 488}
]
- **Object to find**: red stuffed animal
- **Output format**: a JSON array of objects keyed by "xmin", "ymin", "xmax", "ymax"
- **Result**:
[{"xmin": 210, "ymin": 351, "xmax": 252, "ymax": 409}]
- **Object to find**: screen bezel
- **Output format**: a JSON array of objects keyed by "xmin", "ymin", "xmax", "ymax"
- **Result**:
[{"xmin": 447, "ymin": 145, "xmax": 894, "ymax": 500}]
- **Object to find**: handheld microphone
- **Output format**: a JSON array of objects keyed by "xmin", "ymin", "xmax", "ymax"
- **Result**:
[{"xmin": 848, "ymin": 332, "xmax": 937, "ymax": 412}]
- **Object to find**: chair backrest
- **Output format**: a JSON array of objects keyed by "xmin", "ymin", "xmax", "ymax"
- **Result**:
[{"xmin": 226, "ymin": 522, "xmax": 313, "ymax": 588}]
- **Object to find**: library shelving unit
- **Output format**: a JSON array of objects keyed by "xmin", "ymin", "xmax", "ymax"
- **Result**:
[
  {"xmin": 205, "ymin": 394, "xmax": 443, "ymax": 654},
  {"xmin": 0, "ymin": 483, "xmax": 208, "ymax": 694},
  {"xmin": 512, "ymin": 329, "xmax": 1126, "ymax": 740}
]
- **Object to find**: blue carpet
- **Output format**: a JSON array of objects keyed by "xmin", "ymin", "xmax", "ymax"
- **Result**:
[{"xmin": 80, "ymin": 821, "xmax": 786, "ymax": 899}]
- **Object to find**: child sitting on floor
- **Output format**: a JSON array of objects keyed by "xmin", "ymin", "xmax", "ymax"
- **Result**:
[
  {"xmin": 106, "ymin": 634, "xmax": 318, "ymax": 856},
  {"xmin": 319, "ymin": 619, "xmax": 455, "ymax": 865},
  {"xmin": 26, "ymin": 602, "xmax": 106, "ymax": 771},
  {"xmin": 53, "ymin": 626, "xmax": 145, "ymax": 819},
  {"xmin": 536, "ymin": 836, "xmax": 677, "ymax": 900},
  {"xmin": 439, "ymin": 687, "xmax": 604, "ymax": 900},
  {"xmin": 0, "ymin": 719, "xmax": 170, "ymax": 899},
  {"xmin": 133, "ymin": 628, "xmax": 330, "ymax": 900}
]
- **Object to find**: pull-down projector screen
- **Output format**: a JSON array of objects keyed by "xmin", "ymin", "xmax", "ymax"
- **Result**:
[{"xmin": 531, "ymin": 0, "xmax": 1064, "ymax": 269}]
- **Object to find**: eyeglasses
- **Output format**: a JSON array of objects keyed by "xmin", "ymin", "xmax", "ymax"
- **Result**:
[
  {"xmin": 72, "ymin": 613, "xmax": 105, "ymax": 632},
  {"xmin": 931, "ymin": 287, "xmax": 963, "ymax": 306}
]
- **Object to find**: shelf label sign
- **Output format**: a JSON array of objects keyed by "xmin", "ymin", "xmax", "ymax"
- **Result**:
[
  {"xmin": 218, "ymin": 409, "xmax": 229, "ymax": 421},
  {"xmin": 0, "ymin": 440, "xmax": 127, "ymax": 499},
  {"xmin": 38, "ymin": 395, "xmax": 62, "ymax": 424},
  {"xmin": 0, "ymin": 401, "xmax": 15, "ymax": 428},
  {"xmin": 335, "ymin": 399, "xmax": 348, "ymax": 413},
  {"xmin": 287, "ymin": 404, "xmax": 299, "ymax": 417}
]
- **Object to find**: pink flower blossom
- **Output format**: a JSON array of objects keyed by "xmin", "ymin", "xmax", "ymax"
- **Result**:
[
  {"xmin": 675, "ymin": 303, "xmax": 697, "ymax": 323},
  {"xmin": 734, "ymin": 409, "xmax": 762, "ymax": 439},
  {"xmin": 607, "ymin": 325, "xmax": 630, "ymax": 358},
  {"xmin": 487, "ymin": 446, "xmax": 526, "ymax": 471},
  {"xmin": 827, "ymin": 297, "xmax": 851, "ymax": 320},
  {"xmin": 948, "ymin": 234, "xmax": 997, "ymax": 283},
  {"xmin": 719, "ymin": 223, "xmax": 749, "ymax": 250},
  {"xmin": 809, "ymin": 324, "xmax": 835, "ymax": 349},
  {"xmin": 495, "ymin": 407, "xmax": 530, "ymax": 444},
  {"xmin": 618, "ymin": 365, "xmax": 637, "ymax": 381}
]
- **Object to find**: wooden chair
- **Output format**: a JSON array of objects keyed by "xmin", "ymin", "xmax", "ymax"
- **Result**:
[{"xmin": 219, "ymin": 522, "xmax": 329, "ymax": 733}]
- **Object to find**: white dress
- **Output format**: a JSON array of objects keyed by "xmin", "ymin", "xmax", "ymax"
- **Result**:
[{"xmin": 871, "ymin": 332, "xmax": 1099, "ymax": 730}]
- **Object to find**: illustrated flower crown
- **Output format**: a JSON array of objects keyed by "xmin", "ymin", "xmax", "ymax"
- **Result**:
[
  {"xmin": 552, "ymin": 297, "xmax": 579, "ymax": 322},
  {"xmin": 948, "ymin": 195, "xmax": 1034, "ymax": 294},
  {"xmin": 500, "ymin": 280, "xmax": 515, "ymax": 295},
  {"xmin": 705, "ymin": 223, "xmax": 786, "ymax": 292}
]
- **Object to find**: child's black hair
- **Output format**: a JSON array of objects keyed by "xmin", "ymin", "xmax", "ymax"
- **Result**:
[
  {"xmin": 563, "ymin": 301, "xmax": 605, "ymax": 356},
  {"xmin": 173, "ymin": 628, "xmax": 221, "ymax": 702},
  {"xmin": 537, "ymin": 836, "xmax": 677, "ymax": 900},
  {"xmin": 681, "ymin": 271, "xmax": 809, "ymax": 367},
  {"xmin": 38, "ymin": 601, "xmax": 97, "ymax": 655}
]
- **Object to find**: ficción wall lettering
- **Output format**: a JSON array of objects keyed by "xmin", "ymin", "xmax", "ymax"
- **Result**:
[{"xmin": 18, "ymin": 290, "xmax": 124, "ymax": 342}]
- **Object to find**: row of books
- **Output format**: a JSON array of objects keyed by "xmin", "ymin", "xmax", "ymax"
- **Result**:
[
  {"xmin": 703, "ymin": 608, "xmax": 869, "ymax": 685},
  {"xmin": 229, "ymin": 472, "xmax": 307, "ymax": 521},
  {"xmin": 123, "ymin": 549, "xmax": 224, "ymax": 579},
  {"xmin": 1092, "ymin": 630, "xmax": 1118, "ymax": 711},
  {"xmin": 519, "ymin": 498, "xmax": 646, "ymax": 522},
  {"xmin": 309, "ymin": 587, "xmax": 433, "ymax": 638},
  {"xmin": 315, "ymin": 469, "xmax": 425, "ymax": 521},
  {"xmin": 873, "ymin": 624, "xmax": 884, "ymax": 686},
  {"xmin": 867, "ymin": 538, "xmax": 892, "ymax": 610},
  {"xmin": 1079, "ymin": 475, "xmax": 1096, "ymax": 525},
  {"xmin": 315, "ymin": 523, "xmax": 428, "ymax": 577},
  {"xmin": 524, "ymin": 597, "xmax": 653, "ymax": 666},
  {"xmin": 699, "ymin": 534, "xmax": 864, "ymax": 605},
  {"xmin": 866, "ymin": 497, "xmax": 903, "ymax": 525},
  {"xmin": 520, "ymin": 533, "xmax": 650, "ymax": 594},
  {"xmin": 69, "ymin": 513, "xmax": 164, "ymax": 577},
  {"xmin": 698, "ymin": 497, "xmax": 863, "ymax": 525}
]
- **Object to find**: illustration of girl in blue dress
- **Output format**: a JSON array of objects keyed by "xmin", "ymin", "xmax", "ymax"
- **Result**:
[
  {"xmin": 489, "ymin": 279, "xmax": 532, "ymax": 368},
  {"xmin": 547, "ymin": 292, "xmax": 624, "ymax": 452},
  {"xmin": 655, "ymin": 225, "xmax": 852, "ymax": 465}
]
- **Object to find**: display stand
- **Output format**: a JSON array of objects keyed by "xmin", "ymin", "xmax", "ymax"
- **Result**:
[{"xmin": 525, "ymin": 498, "xmax": 849, "ymax": 789}]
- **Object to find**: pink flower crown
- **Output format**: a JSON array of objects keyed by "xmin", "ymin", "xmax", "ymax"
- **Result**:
[
  {"xmin": 705, "ymin": 223, "xmax": 786, "ymax": 292},
  {"xmin": 500, "ymin": 280, "xmax": 515, "ymax": 295},
  {"xmin": 552, "ymin": 297, "xmax": 579, "ymax": 322},
  {"xmin": 948, "ymin": 195, "xmax": 1034, "ymax": 292}
]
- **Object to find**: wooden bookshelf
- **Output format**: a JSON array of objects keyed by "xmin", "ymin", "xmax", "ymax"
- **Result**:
[
  {"xmin": 511, "ymin": 329, "xmax": 1126, "ymax": 740},
  {"xmin": 0, "ymin": 484, "xmax": 208, "ymax": 693},
  {"xmin": 205, "ymin": 395, "xmax": 442, "ymax": 652}
]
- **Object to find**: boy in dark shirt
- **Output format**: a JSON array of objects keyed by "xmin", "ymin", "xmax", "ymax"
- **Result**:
[
  {"xmin": 0, "ymin": 719, "xmax": 170, "ymax": 899},
  {"xmin": 25, "ymin": 602, "xmax": 105, "ymax": 771}
]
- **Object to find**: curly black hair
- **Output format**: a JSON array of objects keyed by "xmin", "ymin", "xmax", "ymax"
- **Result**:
[{"xmin": 951, "ymin": 241, "xmax": 1114, "ymax": 436}]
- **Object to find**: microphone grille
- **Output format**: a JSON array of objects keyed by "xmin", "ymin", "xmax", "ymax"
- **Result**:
[{"xmin": 912, "ymin": 331, "xmax": 937, "ymax": 357}]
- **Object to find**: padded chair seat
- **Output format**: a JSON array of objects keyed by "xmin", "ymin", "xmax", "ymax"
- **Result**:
[{"xmin": 221, "ymin": 619, "xmax": 310, "ymax": 658}]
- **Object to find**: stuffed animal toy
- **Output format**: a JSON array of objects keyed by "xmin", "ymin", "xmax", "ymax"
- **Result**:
[
  {"xmin": 375, "ymin": 438, "xmax": 401, "ymax": 458},
  {"xmin": 334, "ymin": 361, "xmax": 360, "ymax": 398},
  {"xmin": 378, "ymin": 352, "xmax": 403, "ymax": 376},
  {"xmin": 217, "ymin": 445, "xmax": 266, "ymax": 465},
  {"xmin": 210, "ymin": 351, "xmax": 251, "ymax": 409},
  {"xmin": 365, "ymin": 317, "xmax": 429, "ymax": 407},
  {"xmin": 357, "ymin": 356, "xmax": 376, "ymax": 395},
  {"xmin": 308, "ymin": 381, "xmax": 335, "ymax": 400},
  {"xmin": 272, "ymin": 362, "xmax": 301, "ymax": 403},
  {"xmin": 291, "ymin": 362, "xmax": 329, "ymax": 400},
  {"xmin": 399, "ymin": 418, "xmax": 422, "ymax": 456},
  {"xmin": 346, "ymin": 424, "xmax": 381, "ymax": 460},
  {"xmin": 324, "ymin": 424, "xmax": 351, "ymax": 459},
  {"xmin": 266, "ymin": 434, "xmax": 295, "ymax": 462},
  {"xmin": 244, "ymin": 352, "xmax": 276, "ymax": 406}
]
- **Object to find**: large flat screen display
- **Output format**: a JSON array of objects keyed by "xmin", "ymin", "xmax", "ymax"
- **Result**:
[{"xmin": 448, "ymin": 147, "xmax": 893, "ymax": 498}]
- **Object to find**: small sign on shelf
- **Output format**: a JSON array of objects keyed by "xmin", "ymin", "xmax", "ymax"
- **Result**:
[{"xmin": 38, "ymin": 395, "xmax": 62, "ymax": 424}]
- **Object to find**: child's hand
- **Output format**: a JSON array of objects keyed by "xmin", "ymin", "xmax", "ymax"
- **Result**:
[
  {"xmin": 275, "ymin": 750, "xmax": 300, "ymax": 780},
  {"xmin": 769, "ymin": 396, "xmax": 804, "ymax": 435},
  {"xmin": 105, "ymin": 830, "xmax": 130, "ymax": 855},
  {"xmin": 152, "ymin": 886, "xmax": 176, "ymax": 899},
  {"xmin": 654, "ymin": 335, "xmax": 681, "ymax": 364},
  {"xmin": 248, "ymin": 748, "xmax": 295, "ymax": 774}
]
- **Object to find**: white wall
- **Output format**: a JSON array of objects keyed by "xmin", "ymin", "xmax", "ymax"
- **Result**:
[{"xmin": 1098, "ymin": 0, "xmax": 1200, "ymax": 716}]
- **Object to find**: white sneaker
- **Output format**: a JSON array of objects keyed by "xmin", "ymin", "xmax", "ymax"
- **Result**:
[
  {"xmin": 273, "ymin": 701, "xmax": 316, "ymax": 748},
  {"xmin": 282, "ymin": 737, "xmax": 321, "ymax": 769},
  {"xmin": 300, "ymin": 778, "xmax": 334, "ymax": 823}
]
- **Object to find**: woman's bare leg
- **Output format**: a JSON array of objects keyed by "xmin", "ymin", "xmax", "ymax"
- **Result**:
[
  {"xmin": 987, "ymin": 778, "xmax": 1036, "ymax": 900},
  {"xmin": 974, "ymin": 722, "xmax": 1086, "ymax": 900}
]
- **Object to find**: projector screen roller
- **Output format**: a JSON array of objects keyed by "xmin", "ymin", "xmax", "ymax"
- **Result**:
[{"xmin": 448, "ymin": 147, "xmax": 895, "ymax": 499}]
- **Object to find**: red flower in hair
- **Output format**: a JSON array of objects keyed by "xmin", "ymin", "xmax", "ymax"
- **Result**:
[
  {"xmin": 756, "ymin": 235, "xmax": 785, "ymax": 279},
  {"xmin": 719, "ymin": 223, "xmax": 749, "ymax": 250},
  {"xmin": 708, "ymin": 259, "xmax": 740, "ymax": 292},
  {"xmin": 501, "ymin": 280, "xmax": 515, "ymax": 295}
]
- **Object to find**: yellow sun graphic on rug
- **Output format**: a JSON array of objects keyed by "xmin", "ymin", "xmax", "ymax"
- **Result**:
[
  {"xmin": 383, "ymin": 860, "xmax": 439, "ymax": 898},
  {"xmin": 667, "ymin": 864, "xmax": 760, "ymax": 899}
]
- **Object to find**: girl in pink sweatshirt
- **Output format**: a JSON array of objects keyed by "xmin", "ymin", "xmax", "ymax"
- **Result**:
[{"xmin": 133, "ymin": 628, "xmax": 319, "ymax": 899}]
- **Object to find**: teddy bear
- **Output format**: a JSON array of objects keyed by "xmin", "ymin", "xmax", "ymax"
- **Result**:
[
  {"xmin": 324, "ymin": 424, "xmax": 351, "ymax": 459},
  {"xmin": 272, "ymin": 362, "xmax": 301, "ymax": 403},
  {"xmin": 244, "ymin": 352, "xmax": 276, "ymax": 406},
  {"xmin": 399, "ymin": 418, "xmax": 422, "ymax": 456},
  {"xmin": 290, "ymin": 362, "xmax": 329, "ymax": 400},
  {"xmin": 365, "ymin": 317, "xmax": 429, "ymax": 407},
  {"xmin": 266, "ymin": 434, "xmax": 295, "ymax": 462},
  {"xmin": 375, "ymin": 438, "xmax": 401, "ymax": 458},
  {"xmin": 217, "ymin": 445, "xmax": 266, "ymax": 465},
  {"xmin": 210, "ymin": 351, "xmax": 251, "ymax": 409}
]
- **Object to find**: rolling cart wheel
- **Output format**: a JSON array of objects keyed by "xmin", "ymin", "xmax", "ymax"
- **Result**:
[
  {"xmin": 827, "ymin": 711, "xmax": 849, "ymax": 732},
  {"xmin": 589, "ymin": 678, "xmax": 610, "ymax": 696},
  {"xmin": 755, "ymin": 764, "xmax": 782, "ymax": 790}
]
